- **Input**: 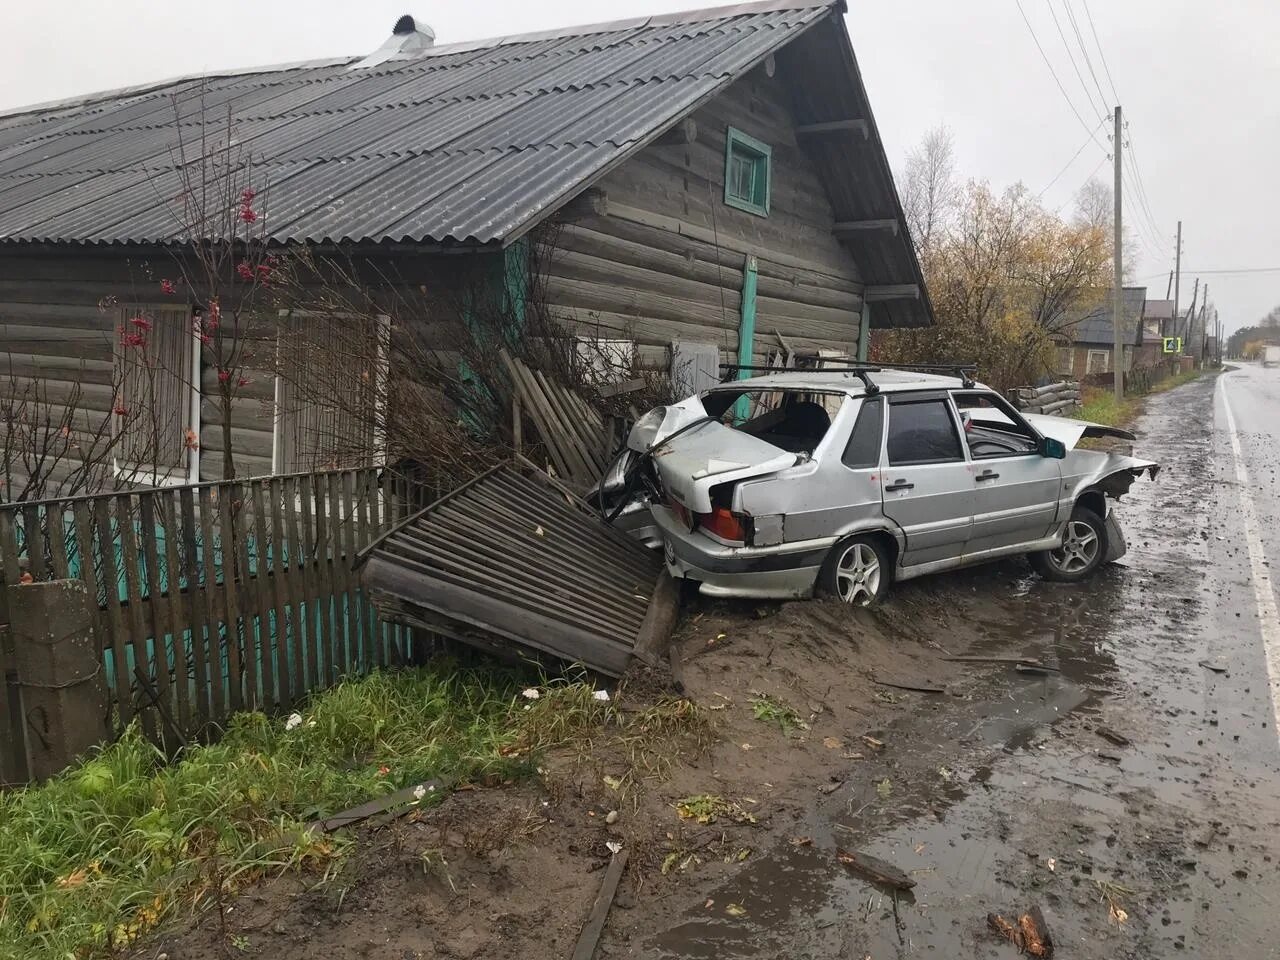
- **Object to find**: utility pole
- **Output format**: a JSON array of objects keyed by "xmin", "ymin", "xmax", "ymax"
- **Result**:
[
  {"xmin": 1184, "ymin": 277, "xmax": 1199, "ymax": 350},
  {"xmin": 1112, "ymin": 105, "xmax": 1124, "ymax": 402},
  {"xmin": 1166, "ymin": 270, "xmax": 1173, "ymax": 300},
  {"xmin": 1173, "ymin": 220, "xmax": 1183, "ymax": 348},
  {"xmin": 1199, "ymin": 284, "xmax": 1209, "ymax": 363}
]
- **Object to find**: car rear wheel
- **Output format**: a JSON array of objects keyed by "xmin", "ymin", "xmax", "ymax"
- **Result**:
[
  {"xmin": 820, "ymin": 536, "xmax": 891, "ymax": 606},
  {"xmin": 1030, "ymin": 506, "xmax": 1107, "ymax": 582}
]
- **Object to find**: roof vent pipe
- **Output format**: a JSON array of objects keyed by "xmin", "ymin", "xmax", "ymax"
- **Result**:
[{"xmin": 350, "ymin": 14, "xmax": 436, "ymax": 70}]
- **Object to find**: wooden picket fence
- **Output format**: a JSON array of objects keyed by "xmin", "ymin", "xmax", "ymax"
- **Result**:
[{"xmin": 0, "ymin": 466, "xmax": 430, "ymax": 785}]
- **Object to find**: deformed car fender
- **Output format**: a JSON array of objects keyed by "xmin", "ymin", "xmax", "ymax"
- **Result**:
[{"xmin": 1061, "ymin": 449, "xmax": 1159, "ymax": 513}]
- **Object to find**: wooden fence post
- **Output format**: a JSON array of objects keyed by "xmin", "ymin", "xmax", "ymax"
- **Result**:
[
  {"xmin": 8, "ymin": 580, "xmax": 110, "ymax": 782},
  {"xmin": 0, "ymin": 574, "xmax": 29, "ymax": 785}
]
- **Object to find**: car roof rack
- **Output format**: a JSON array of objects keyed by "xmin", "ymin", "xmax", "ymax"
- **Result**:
[
  {"xmin": 719, "ymin": 363, "xmax": 881, "ymax": 395},
  {"xmin": 719, "ymin": 360, "xmax": 980, "ymax": 392}
]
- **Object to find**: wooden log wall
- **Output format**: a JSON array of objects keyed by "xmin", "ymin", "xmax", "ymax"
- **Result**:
[
  {"xmin": 0, "ymin": 465, "xmax": 423, "ymax": 782},
  {"xmin": 0, "ymin": 247, "xmax": 473, "ymax": 492},
  {"xmin": 544, "ymin": 67, "xmax": 865, "ymax": 376}
]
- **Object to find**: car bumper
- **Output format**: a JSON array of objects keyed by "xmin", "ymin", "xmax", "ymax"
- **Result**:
[{"xmin": 650, "ymin": 504, "xmax": 830, "ymax": 599}]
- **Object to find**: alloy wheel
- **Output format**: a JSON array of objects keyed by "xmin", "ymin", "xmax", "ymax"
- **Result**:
[
  {"xmin": 835, "ymin": 542, "xmax": 881, "ymax": 605},
  {"xmin": 1049, "ymin": 519, "xmax": 1100, "ymax": 574}
]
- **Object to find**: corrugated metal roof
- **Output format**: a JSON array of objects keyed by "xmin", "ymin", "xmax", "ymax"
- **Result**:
[
  {"xmin": 1070, "ymin": 287, "xmax": 1148, "ymax": 346},
  {"xmin": 0, "ymin": 1, "xmax": 832, "ymax": 247}
]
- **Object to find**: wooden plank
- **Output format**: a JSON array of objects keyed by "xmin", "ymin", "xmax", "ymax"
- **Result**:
[
  {"xmin": 794, "ymin": 118, "xmax": 869, "ymax": 137},
  {"xmin": 570, "ymin": 849, "xmax": 630, "ymax": 960},
  {"xmin": 0, "ymin": 510, "xmax": 20, "ymax": 585},
  {"xmin": 266, "ymin": 479, "xmax": 294, "ymax": 708},
  {"xmin": 535, "ymin": 371, "xmax": 604, "ymax": 483},
  {"xmin": 116, "ymin": 494, "xmax": 159, "ymax": 743},
  {"xmin": 22, "ymin": 504, "xmax": 47, "ymax": 581},
  {"xmin": 94, "ymin": 497, "xmax": 132, "ymax": 726},
  {"xmin": 328, "ymin": 471, "xmax": 352, "ymax": 678},
  {"xmin": 137, "ymin": 493, "xmax": 173, "ymax": 739},
  {"xmin": 70, "ymin": 500, "xmax": 102, "ymax": 649},
  {"xmin": 355, "ymin": 470, "xmax": 378, "ymax": 670},
  {"xmin": 500, "ymin": 352, "xmax": 574, "ymax": 481},
  {"xmin": 281, "ymin": 476, "xmax": 308, "ymax": 693},
  {"xmin": 836, "ymin": 848, "xmax": 916, "ymax": 891},
  {"xmin": 340, "ymin": 470, "xmax": 363, "ymax": 671},
  {"xmin": 196, "ymin": 487, "xmax": 225, "ymax": 721},
  {"xmin": 178, "ymin": 488, "xmax": 208, "ymax": 728},
  {"xmin": 298, "ymin": 474, "xmax": 324, "ymax": 690},
  {"xmin": 45, "ymin": 501, "xmax": 71, "ymax": 579},
  {"xmin": 250, "ymin": 481, "xmax": 277, "ymax": 710},
  {"xmin": 160, "ymin": 491, "xmax": 192, "ymax": 734},
  {"xmin": 219, "ymin": 484, "xmax": 248, "ymax": 712}
]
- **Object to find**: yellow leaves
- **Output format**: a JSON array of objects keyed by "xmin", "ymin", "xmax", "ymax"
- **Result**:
[
  {"xmin": 110, "ymin": 894, "xmax": 166, "ymax": 946},
  {"xmin": 55, "ymin": 860, "xmax": 102, "ymax": 889}
]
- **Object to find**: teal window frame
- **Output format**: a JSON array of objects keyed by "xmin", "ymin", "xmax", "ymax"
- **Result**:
[{"xmin": 724, "ymin": 126, "xmax": 771, "ymax": 217}]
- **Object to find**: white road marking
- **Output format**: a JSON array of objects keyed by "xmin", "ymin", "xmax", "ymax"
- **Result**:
[{"xmin": 1219, "ymin": 376, "xmax": 1280, "ymax": 741}]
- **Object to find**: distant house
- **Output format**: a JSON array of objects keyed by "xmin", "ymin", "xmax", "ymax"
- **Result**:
[
  {"xmin": 0, "ymin": 0, "xmax": 932, "ymax": 498},
  {"xmin": 1142, "ymin": 299, "xmax": 1174, "ymax": 341},
  {"xmin": 1056, "ymin": 287, "xmax": 1148, "ymax": 379}
]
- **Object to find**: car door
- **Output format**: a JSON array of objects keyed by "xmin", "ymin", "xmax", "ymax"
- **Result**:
[
  {"xmin": 880, "ymin": 393, "xmax": 975, "ymax": 567},
  {"xmin": 954, "ymin": 390, "xmax": 1062, "ymax": 553}
]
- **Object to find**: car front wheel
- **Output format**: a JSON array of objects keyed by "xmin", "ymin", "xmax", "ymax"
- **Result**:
[
  {"xmin": 820, "ymin": 535, "xmax": 891, "ymax": 606},
  {"xmin": 1030, "ymin": 506, "xmax": 1108, "ymax": 582}
]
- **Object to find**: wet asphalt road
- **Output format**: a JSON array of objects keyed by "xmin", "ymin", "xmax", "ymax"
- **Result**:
[{"xmin": 640, "ymin": 367, "xmax": 1280, "ymax": 959}]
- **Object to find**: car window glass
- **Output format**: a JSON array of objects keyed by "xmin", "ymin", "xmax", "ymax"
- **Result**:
[
  {"xmin": 952, "ymin": 392, "xmax": 1038, "ymax": 458},
  {"xmin": 886, "ymin": 399, "xmax": 963, "ymax": 465},
  {"xmin": 842, "ymin": 398, "xmax": 883, "ymax": 468}
]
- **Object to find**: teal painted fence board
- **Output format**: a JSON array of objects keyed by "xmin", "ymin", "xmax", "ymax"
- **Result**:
[{"xmin": 0, "ymin": 467, "xmax": 422, "ymax": 772}]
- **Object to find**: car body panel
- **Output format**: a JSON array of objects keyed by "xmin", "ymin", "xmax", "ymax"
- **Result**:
[
  {"xmin": 630, "ymin": 370, "xmax": 1158, "ymax": 600},
  {"xmin": 966, "ymin": 451, "xmax": 1062, "ymax": 553}
]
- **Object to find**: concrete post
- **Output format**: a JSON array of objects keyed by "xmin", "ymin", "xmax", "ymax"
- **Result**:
[{"xmin": 9, "ymin": 580, "xmax": 109, "ymax": 781}]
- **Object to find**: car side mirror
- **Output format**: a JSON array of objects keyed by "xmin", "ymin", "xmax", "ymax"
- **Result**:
[{"xmin": 1038, "ymin": 436, "xmax": 1067, "ymax": 459}]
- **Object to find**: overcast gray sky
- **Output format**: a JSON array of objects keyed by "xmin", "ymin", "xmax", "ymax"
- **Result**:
[{"xmin": 3, "ymin": 0, "xmax": 1276, "ymax": 332}]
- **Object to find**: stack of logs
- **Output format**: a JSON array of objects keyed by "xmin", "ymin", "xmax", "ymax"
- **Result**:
[{"xmin": 1007, "ymin": 380, "xmax": 1082, "ymax": 417}]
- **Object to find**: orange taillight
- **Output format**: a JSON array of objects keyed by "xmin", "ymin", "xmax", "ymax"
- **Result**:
[{"xmin": 697, "ymin": 506, "xmax": 746, "ymax": 542}]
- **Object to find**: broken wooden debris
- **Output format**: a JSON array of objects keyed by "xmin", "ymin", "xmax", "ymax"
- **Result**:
[
  {"xmin": 944, "ymin": 655, "xmax": 1059, "ymax": 672},
  {"xmin": 570, "ymin": 848, "xmax": 630, "ymax": 960},
  {"xmin": 872, "ymin": 676, "xmax": 945, "ymax": 695},
  {"xmin": 1095, "ymin": 726, "xmax": 1131, "ymax": 747},
  {"xmin": 836, "ymin": 847, "xmax": 916, "ymax": 891},
  {"xmin": 987, "ymin": 906, "xmax": 1053, "ymax": 957},
  {"xmin": 1014, "ymin": 662, "xmax": 1054, "ymax": 676},
  {"xmin": 308, "ymin": 778, "xmax": 447, "ymax": 834}
]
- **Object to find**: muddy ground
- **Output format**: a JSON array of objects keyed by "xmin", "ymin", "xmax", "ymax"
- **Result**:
[{"xmin": 144, "ymin": 368, "xmax": 1280, "ymax": 960}]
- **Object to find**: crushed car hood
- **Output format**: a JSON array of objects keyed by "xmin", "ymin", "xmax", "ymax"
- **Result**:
[
  {"xmin": 630, "ymin": 396, "xmax": 795, "ymax": 513},
  {"xmin": 1024, "ymin": 412, "xmax": 1136, "ymax": 448}
]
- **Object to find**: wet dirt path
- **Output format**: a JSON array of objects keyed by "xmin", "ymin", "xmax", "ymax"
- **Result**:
[{"xmin": 625, "ymin": 369, "xmax": 1280, "ymax": 959}]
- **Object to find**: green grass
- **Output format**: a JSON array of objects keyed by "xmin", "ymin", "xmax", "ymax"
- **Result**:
[
  {"xmin": 1076, "ymin": 368, "xmax": 1205, "ymax": 428},
  {"xmin": 0, "ymin": 663, "xmax": 655, "ymax": 960}
]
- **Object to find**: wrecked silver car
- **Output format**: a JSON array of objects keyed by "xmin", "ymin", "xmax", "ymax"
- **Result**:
[{"xmin": 612, "ymin": 368, "xmax": 1158, "ymax": 605}]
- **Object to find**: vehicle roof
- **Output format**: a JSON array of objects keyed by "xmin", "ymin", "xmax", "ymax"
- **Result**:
[{"xmin": 706, "ymin": 369, "xmax": 989, "ymax": 395}]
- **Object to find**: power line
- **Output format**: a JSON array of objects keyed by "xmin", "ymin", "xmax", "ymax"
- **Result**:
[
  {"xmin": 1138, "ymin": 266, "xmax": 1280, "ymax": 279},
  {"xmin": 1015, "ymin": 0, "xmax": 1108, "ymax": 148},
  {"xmin": 1036, "ymin": 116, "xmax": 1108, "ymax": 197},
  {"xmin": 1124, "ymin": 127, "xmax": 1166, "ymax": 237},
  {"xmin": 1044, "ymin": 0, "xmax": 1109, "ymax": 120},
  {"xmin": 1080, "ymin": 0, "xmax": 1122, "ymax": 105},
  {"xmin": 1062, "ymin": 0, "xmax": 1112, "ymax": 116}
]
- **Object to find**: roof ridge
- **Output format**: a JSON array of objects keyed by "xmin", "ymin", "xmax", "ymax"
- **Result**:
[{"xmin": 0, "ymin": 0, "xmax": 834, "ymax": 123}]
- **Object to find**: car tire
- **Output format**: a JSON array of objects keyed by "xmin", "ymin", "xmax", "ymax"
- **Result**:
[
  {"xmin": 1029, "ymin": 506, "xmax": 1108, "ymax": 582},
  {"xmin": 819, "ymin": 535, "xmax": 891, "ymax": 606}
]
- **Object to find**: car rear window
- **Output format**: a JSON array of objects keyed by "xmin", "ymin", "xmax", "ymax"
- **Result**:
[
  {"xmin": 887, "ymin": 399, "xmax": 963, "ymax": 465},
  {"xmin": 842, "ymin": 398, "xmax": 883, "ymax": 468}
]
